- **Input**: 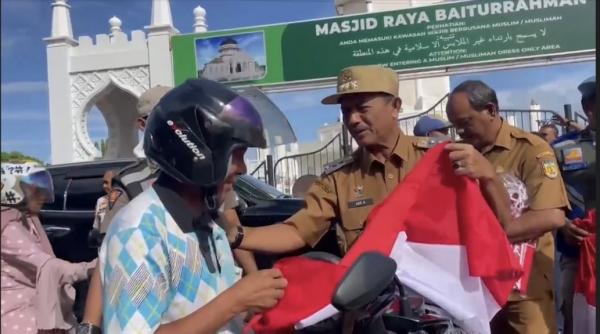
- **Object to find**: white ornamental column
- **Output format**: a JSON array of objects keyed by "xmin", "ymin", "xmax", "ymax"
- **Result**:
[
  {"xmin": 109, "ymin": 16, "xmax": 123, "ymax": 37},
  {"xmin": 146, "ymin": 0, "xmax": 179, "ymax": 87},
  {"xmin": 193, "ymin": 5, "xmax": 208, "ymax": 33},
  {"xmin": 44, "ymin": 0, "xmax": 78, "ymax": 164}
]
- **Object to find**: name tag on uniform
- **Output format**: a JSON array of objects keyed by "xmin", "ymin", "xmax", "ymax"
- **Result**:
[
  {"xmin": 348, "ymin": 198, "xmax": 374, "ymax": 209},
  {"xmin": 562, "ymin": 147, "xmax": 588, "ymax": 171}
]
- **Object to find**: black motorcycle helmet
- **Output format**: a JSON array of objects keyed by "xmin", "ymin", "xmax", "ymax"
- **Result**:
[{"xmin": 144, "ymin": 78, "xmax": 266, "ymax": 212}]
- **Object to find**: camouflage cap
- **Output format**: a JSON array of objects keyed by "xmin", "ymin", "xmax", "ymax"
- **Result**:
[
  {"xmin": 321, "ymin": 65, "xmax": 399, "ymax": 105},
  {"xmin": 137, "ymin": 85, "xmax": 172, "ymax": 117}
]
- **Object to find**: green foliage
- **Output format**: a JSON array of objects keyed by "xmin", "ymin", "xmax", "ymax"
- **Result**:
[{"xmin": 0, "ymin": 151, "xmax": 44, "ymax": 165}]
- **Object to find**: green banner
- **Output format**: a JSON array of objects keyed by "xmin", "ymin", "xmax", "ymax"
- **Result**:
[{"xmin": 172, "ymin": 0, "xmax": 595, "ymax": 87}]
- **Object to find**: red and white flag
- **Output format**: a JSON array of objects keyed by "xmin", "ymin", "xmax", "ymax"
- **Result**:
[
  {"xmin": 247, "ymin": 143, "xmax": 522, "ymax": 334},
  {"xmin": 573, "ymin": 209, "xmax": 596, "ymax": 334},
  {"xmin": 499, "ymin": 172, "xmax": 536, "ymax": 295}
]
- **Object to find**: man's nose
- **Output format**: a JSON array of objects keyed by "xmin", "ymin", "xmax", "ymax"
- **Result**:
[{"xmin": 346, "ymin": 110, "xmax": 362, "ymax": 126}]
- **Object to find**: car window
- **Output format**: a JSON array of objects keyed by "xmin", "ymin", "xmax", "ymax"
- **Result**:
[
  {"xmin": 43, "ymin": 160, "xmax": 135, "ymax": 212},
  {"xmin": 66, "ymin": 177, "xmax": 105, "ymax": 211},
  {"xmin": 42, "ymin": 170, "xmax": 68, "ymax": 211}
]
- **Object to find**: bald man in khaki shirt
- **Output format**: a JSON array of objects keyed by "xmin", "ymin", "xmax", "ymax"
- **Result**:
[{"xmin": 446, "ymin": 80, "xmax": 569, "ymax": 334}]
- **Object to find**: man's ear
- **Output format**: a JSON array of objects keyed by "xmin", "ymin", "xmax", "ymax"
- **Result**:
[
  {"xmin": 136, "ymin": 118, "xmax": 146, "ymax": 131},
  {"xmin": 485, "ymin": 103, "xmax": 499, "ymax": 117}
]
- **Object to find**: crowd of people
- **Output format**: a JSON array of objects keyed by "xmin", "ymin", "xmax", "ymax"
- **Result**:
[{"xmin": 0, "ymin": 65, "xmax": 595, "ymax": 334}]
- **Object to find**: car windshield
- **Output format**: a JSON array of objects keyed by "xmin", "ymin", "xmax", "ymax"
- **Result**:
[{"xmin": 235, "ymin": 175, "xmax": 287, "ymax": 200}]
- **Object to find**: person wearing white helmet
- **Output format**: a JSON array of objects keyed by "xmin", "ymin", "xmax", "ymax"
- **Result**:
[{"xmin": 1, "ymin": 168, "xmax": 96, "ymax": 334}]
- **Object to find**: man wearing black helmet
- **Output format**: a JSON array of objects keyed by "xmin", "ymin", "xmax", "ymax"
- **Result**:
[{"xmin": 97, "ymin": 78, "xmax": 287, "ymax": 333}]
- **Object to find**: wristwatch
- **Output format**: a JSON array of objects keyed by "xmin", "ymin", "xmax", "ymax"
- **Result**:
[
  {"xmin": 76, "ymin": 323, "xmax": 102, "ymax": 334},
  {"xmin": 229, "ymin": 225, "xmax": 245, "ymax": 249}
]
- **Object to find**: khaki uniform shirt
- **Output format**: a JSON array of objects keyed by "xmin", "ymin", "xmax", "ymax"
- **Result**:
[
  {"xmin": 482, "ymin": 121, "xmax": 569, "ymax": 301},
  {"xmin": 286, "ymin": 133, "xmax": 431, "ymax": 254},
  {"xmin": 99, "ymin": 188, "xmax": 127, "ymax": 234}
]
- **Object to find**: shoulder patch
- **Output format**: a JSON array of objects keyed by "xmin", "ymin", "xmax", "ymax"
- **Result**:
[
  {"xmin": 323, "ymin": 156, "xmax": 353, "ymax": 175},
  {"xmin": 540, "ymin": 158, "xmax": 559, "ymax": 179}
]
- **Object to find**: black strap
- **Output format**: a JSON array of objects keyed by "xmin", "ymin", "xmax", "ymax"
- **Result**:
[
  {"xmin": 229, "ymin": 225, "xmax": 244, "ymax": 250},
  {"xmin": 193, "ymin": 217, "xmax": 222, "ymax": 274}
]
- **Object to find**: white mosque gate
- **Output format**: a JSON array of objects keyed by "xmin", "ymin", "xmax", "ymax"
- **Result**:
[
  {"xmin": 45, "ymin": 0, "xmax": 456, "ymax": 164},
  {"xmin": 45, "ymin": 0, "xmax": 177, "ymax": 163}
]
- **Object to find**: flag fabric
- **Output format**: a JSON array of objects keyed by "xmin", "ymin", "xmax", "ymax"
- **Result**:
[
  {"xmin": 572, "ymin": 209, "xmax": 596, "ymax": 334},
  {"xmin": 510, "ymin": 241, "xmax": 535, "ymax": 295},
  {"xmin": 499, "ymin": 172, "xmax": 536, "ymax": 295},
  {"xmin": 247, "ymin": 143, "xmax": 522, "ymax": 334}
]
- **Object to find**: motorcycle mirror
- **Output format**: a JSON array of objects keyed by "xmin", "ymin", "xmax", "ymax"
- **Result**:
[{"xmin": 332, "ymin": 252, "xmax": 397, "ymax": 312}]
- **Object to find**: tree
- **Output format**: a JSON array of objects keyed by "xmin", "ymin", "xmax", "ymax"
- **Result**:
[{"xmin": 0, "ymin": 151, "xmax": 44, "ymax": 165}]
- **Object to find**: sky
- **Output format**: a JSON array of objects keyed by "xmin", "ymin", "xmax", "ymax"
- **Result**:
[{"xmin": 0, "ymin": 0, "xmax": 595, "ymax": 163}]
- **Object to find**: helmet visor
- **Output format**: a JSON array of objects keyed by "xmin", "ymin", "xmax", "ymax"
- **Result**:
[
  {"xmin": 221, "ymin": 96, "xmax": 267, "ymax": 148},
  {"xmin": 21, "ymin": 170, "xmax": 55, "ymax": 204}
]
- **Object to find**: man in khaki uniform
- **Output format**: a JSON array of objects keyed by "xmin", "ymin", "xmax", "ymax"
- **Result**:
[
  {"xmin": 445, "ymin": 80, "xmax": 569, "ymax": 334},
  {"xmin": 227, "ymin": 65, "xmax": 449, "ymax": 255},
  {"xmin": 229, "ymin": 66, "xmax": 514, "ymax": 256}
]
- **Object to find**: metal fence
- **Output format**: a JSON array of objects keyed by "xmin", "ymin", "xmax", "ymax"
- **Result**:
[
  {"xmin": 249, "ymin": 156, "xmax": 273, "ymax": 185},
  {"xmin": 399, "ymin": 94, "xmax": 450, "ymax": 135},
  {"xmin": 260, "ymin": 94, "xmax": 452, "ymax": 193},
  {"xmin": 500, "ymin": 109, "xmax": 559, "ymax": 133},
  {"xmin": 271, "ymin": 133, "xmax": 346, "ymax": 194},
  {"xmin": 251, "ymin": 98, "xmax": 588, "ymax": 194}
]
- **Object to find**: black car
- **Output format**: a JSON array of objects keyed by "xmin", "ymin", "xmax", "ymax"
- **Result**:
[{"xmin": 40, "ymin": 159, "xmax": 339, "ymax": 265}]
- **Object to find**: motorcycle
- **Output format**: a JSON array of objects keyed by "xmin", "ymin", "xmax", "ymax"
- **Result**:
[{"xmin": 298, "ymin": 251, "xmax": 466, "ymax": 334}]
